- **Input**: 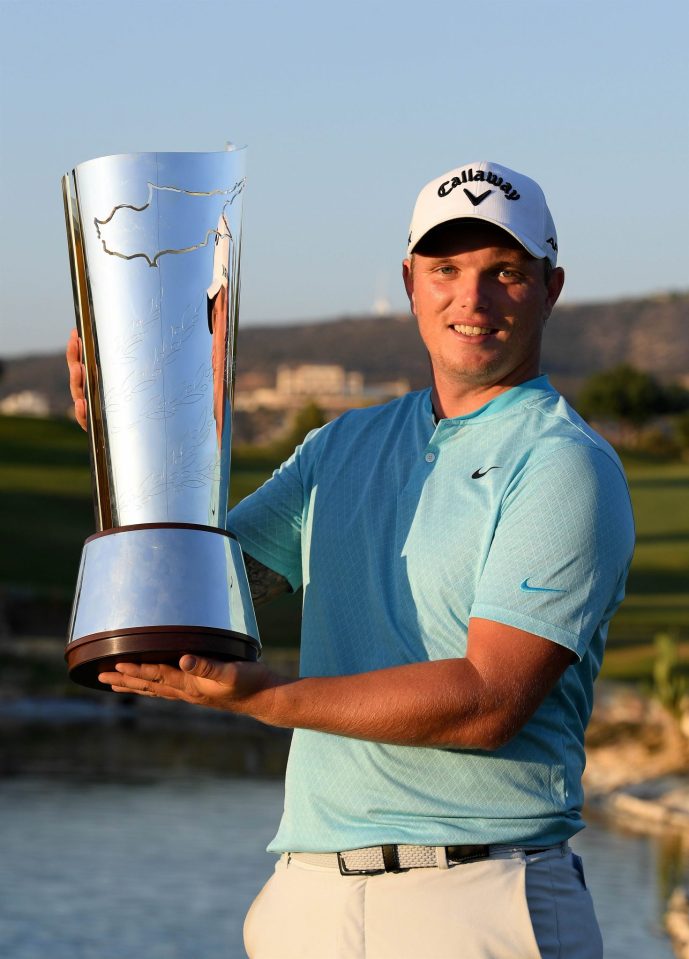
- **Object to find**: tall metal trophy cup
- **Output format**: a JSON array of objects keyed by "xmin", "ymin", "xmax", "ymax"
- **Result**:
[{"xmin": 62, "ymin": 148, "xmax": 261, "ymax": 689}]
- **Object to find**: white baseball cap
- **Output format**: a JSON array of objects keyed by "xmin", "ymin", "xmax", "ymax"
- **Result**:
[{"xmin": 407, "ymin": 161, "xmax": 558, "ymax": 266}]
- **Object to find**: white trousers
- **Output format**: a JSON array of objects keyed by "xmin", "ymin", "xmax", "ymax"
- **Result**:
[{"xmin": 243, "ymin": 844, "xmax": 603, "ymax": 959}]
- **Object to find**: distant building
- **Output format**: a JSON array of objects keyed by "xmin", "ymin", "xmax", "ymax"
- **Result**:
[
  {"xmin": 234, "ymin": 371, "xmax": 273, "ymax": 393},
  {"xmin": 234, "ymin": 363, "xmax": 409, "ymax": 426},
  {"xmin": 276, "ymin": 364, "xmax": 364, "ymax": 397},
  {"xmin": 0, "ymin": 391, "xmax": 50, "ymax": 417}
]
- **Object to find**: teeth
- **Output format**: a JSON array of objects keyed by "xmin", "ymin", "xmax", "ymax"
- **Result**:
[{"xmin": 453, "ymin": 325, "xmax": 493, "ymax": 336}]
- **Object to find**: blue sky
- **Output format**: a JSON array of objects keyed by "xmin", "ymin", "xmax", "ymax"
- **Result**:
[{"xmin": 1, "ymin": 0, "xmax": 687, "ymax": 356}]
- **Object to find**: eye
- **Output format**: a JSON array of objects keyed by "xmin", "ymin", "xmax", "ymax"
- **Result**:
[{"xmin": 437, "ymin": 264, "xmax": 457, "ymax": 275}]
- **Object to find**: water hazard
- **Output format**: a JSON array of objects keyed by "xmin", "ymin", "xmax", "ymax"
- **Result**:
[
  {"xmin": 0, "ymin": 707, "xmax": 685, "ymax": 957},
  {"xmin": 1, "ymin": 774, "xmax": 684, "ymax": 958}
]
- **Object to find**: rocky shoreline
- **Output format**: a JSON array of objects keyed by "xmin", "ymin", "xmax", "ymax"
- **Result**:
[{"xmin": 584, "ymin": 682, "xmax": 689, "ymax": 956}]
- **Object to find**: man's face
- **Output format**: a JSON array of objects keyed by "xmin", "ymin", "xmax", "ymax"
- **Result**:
[{"xmin": 402, "ymin": 221, "xmax": 564, "ymax": 396}]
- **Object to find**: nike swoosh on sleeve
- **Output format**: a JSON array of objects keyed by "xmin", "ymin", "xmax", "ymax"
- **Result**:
[{"xmin": 520, "ymin": 579, "xmax": 567, "ymax": 593}]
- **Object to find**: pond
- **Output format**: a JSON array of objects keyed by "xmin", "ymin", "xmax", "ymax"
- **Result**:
[
  {"xmin": 0, "ymin": 709, "xmax": 686, "ymax": 957},
  {"xmin": 0, "ymin": 697, "xmax": 689, "ymax": 959}
]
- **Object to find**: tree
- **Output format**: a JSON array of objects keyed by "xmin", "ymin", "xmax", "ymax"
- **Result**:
[
  {"xmin": 577, "ymin": 365, "xmax": 668, "ymax": 428},
  {"xmin": 675, "ymin": 412, "xmax": 689, "ymax": 454},
  {"xmin": 663, "ymin": 383, "xmax": 689, "ymax": 415},
  {"xmin": 273, "ymin": 401, "xmax": 326, "ymax": 460}
]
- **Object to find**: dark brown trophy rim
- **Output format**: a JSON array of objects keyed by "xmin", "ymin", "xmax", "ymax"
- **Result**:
[
  {"xmin": 65, "ymin": 627, "xmax": 260, "ymax": 691},
  {"xmin": 85, "ymin": 523, "xmax": 238, "ymax": 545}
]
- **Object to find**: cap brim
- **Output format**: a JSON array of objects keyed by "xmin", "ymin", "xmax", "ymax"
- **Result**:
[{"xmin": 409, "ymin": 214, "xmax": 550, "ymax": 263}]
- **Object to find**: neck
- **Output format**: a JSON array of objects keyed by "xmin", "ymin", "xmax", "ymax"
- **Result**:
[{"xmin": 430, "ymin": 367, "xmax": 542, "ymax": 419}]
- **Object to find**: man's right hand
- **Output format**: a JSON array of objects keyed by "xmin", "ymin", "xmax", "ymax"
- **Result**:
[{"xmin": 66, "ymin": 328, "xmax": 87, "ymax": 431}]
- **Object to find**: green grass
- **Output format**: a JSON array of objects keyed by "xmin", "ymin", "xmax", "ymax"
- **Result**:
[
  {"xmin": 602, "ymin": 458, "xmax": 689, "ymax": 680},
  {"xmin": 0, "ymin": 418, "xmax": 92, "ymax": 591},
  {"xmin": 1, "ymin": 415, "xmax": 688, "ymax": 671}
]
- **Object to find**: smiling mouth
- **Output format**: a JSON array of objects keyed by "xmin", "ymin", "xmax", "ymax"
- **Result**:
[{"xmin": 451, "ymin": 324, "xmax": 497, "ymax": 336}]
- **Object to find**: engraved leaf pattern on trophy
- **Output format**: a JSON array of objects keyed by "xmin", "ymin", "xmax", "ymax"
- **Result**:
[{"xmin": 102, "ymin": 299, "xmax": 202, "ymax": 428}]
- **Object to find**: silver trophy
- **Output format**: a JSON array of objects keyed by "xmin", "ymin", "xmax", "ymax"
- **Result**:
[{"xmin": 62, "ymin": 148, "xmax": 260, "ymax": 689}]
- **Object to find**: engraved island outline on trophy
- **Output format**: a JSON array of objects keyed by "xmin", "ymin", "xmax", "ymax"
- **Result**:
[
  {"xmin": 91, "ymin": 178, "xmax": 243, "ymax": 519},
  {"xmin": 93, "ymin": 177, "xmax": 245, "ymax": 266}
]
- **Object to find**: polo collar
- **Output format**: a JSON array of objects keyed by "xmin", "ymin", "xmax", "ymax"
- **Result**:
[{"xmin": 428, "ymin": 375, "xmax": 554, "ymax": 426}]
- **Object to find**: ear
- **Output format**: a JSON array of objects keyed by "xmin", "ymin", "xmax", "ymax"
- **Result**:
[
  {"xmin": 544, "ymin": 266, "xmax": 565, "ymax": 322},
  {"xmin": 402, "ymin": 258, "xmax": 415, "ymax": 314}
]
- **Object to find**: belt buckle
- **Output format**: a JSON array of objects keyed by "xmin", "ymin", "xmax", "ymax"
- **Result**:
[
  {"xmin": 337, "ymin": 851, "xmax": 386, "ymax": 876},
  {"xmin": 446, "ymin": 844, "xmax": 491, "ymax": 865}
]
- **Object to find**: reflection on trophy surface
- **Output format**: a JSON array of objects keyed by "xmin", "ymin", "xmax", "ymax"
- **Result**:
[{"xmin": 62, "ymin": 148, "xmax": 261, "ymax": 690}]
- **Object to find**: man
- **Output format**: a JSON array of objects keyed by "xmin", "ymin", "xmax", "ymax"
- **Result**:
[{"xmin": 67, "ymin": 161, "xmax": 635, "ymax": 958}]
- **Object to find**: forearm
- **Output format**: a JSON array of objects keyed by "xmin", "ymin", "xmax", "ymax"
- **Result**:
[
  {"xmin": 262, "ymin": 658, "xmax": 503, "ymax": 750},
  {"xmin": 101, "ymin": 622, "xmax": 569, "ymax": 750},
  {"xmin": 258, "ymin": 618, "xmax": 572, "ymax": 749}
]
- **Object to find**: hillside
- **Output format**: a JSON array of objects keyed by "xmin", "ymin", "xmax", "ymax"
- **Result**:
[
  {"xmin": 1, "ymin": 290, "xmax": 687, "ymax": 412},
  {"xmin": 235, "ymin": 291, "xmax": 689, "ymax": 392}
]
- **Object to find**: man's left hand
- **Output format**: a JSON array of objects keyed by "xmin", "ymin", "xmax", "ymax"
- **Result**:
[{"xmin": 98, "ymin": 656, "xmax": 289, "ymax": 724}]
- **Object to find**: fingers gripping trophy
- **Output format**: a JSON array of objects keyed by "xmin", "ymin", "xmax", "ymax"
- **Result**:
[{"xmin": 62, "ymin": 147, "xmax": 261, "ymax": 689}]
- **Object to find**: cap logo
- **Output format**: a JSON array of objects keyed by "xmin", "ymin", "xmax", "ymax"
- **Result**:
[
  {"xmin": 546, "ymin": 237, "xmax": 558, "ymax": 253},
  {"xmin": 438, "ymin": 167, "xmax": 520, "ymax": 202},
  {"xmin": 463, "ymin": 188, "xmax": 492, "ymax": 207}
]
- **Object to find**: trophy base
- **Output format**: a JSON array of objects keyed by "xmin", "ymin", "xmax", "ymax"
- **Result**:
[
  {"xmin": 65, "ymin": 627, "xmax": 259, "ymax": 691},
  {"xmin": 66, "ymin": 524, "xmax": 261, "ymax": 692}
]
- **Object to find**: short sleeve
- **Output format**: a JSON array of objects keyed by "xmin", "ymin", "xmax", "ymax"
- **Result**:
[
  {"xmin": 227, "ymin": 429, "xmax": 322, "ymax": 592},
  {"xmin": 470, "ymin": 445, "xmax": 635, "ymax": 659}
]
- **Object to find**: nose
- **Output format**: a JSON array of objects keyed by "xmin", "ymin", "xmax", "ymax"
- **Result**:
[{"xmin": 457, "ymin": 271, "xmax": 489, "ymax": 313}]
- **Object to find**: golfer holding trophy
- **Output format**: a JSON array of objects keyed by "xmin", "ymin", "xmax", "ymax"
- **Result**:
[
  {"xmin": 65, "ymin": 155, "xmax": 634, "ymax": 957},
  {"xmin": 63, "ymin": 147, "xmax": 261, "ymax": 689}
]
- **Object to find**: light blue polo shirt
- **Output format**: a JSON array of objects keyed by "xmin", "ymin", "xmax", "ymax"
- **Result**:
[{"xmin": 228, "ymin": 376, "xmax": 635, "ymax": 851}]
